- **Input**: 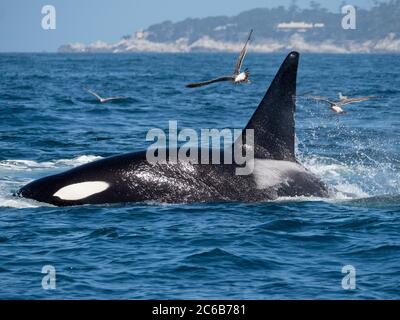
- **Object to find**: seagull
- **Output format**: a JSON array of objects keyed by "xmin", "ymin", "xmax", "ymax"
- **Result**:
[
  {"xmin": 84, "ymin": 87, "xmax": 127, "ymax": 103},
  {"xmin": 186, "ymin": 29, "xmax": 253, "ymax": 88},
  {"xmin": 309, "ymin": 95, "xmax": 378, "ymax": 114}
]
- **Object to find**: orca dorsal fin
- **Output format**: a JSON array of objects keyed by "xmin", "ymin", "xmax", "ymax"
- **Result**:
[{"xmin": 238, "ymin": 51, "xmax": 299, "ymax": 161}]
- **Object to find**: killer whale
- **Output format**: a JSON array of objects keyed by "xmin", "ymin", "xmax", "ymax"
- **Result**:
[{"xmin": 17, "ymin": 52, "xmax": 329, "ymax": 206}]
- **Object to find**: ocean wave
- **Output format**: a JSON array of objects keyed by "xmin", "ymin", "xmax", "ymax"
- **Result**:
[
  {"xmin": 0, "ymin": 183, "xmax": 42, "ymax": 208},
  {"xmin": 347, "ymin": 244, "xmax": 400, "ymax": 257},
  {"xmin": 0, "ymin": 155, "xmax": 103, "ymax": 171},
  {"xmin": 344, "ymin": 194, "xmax": 400, "ymax": 208},
  {"xmin": 184, "ymin": 248, "xmax": 274, "ymax": 270}
]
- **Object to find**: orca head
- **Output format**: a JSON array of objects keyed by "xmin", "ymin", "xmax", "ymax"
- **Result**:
[{"xmin": 17, "ymin": 175, "xmax": 57, "ymax": 204}]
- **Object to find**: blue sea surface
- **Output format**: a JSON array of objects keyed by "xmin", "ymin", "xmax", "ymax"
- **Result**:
[{"xmin": 0, "ymin": 53, "xmax": 399, "ymax": 299}]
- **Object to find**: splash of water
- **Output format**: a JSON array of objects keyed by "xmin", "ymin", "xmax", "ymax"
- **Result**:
[
  {"xmin": 0, "ymin": 155, "xmax": 102, "ymax": 208},
  {"xmin": 0, "ymin": 155, "xmax": 103, "ymax": 171}
]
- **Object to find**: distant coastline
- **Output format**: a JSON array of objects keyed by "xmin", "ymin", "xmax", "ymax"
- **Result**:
[
  {"xmin": 59, "ymin": 1, "xmax": 400, "ymax": 54},
  {"xmin": 58, "ymin": 33, "xmax": 400, "ymax": 54}
]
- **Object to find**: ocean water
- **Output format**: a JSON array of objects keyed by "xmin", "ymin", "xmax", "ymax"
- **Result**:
[{"xmin": 0, "ymin": 53, "xmax": 399, "ymax": 299}]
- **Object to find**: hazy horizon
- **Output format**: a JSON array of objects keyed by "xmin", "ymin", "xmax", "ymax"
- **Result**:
[{"xmin": 0, "ymin": 0, "xmax": 378, "ymax": 52}]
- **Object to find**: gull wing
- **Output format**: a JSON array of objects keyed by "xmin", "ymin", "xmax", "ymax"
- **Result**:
[
  {"xmin": 308, "ymin": 96, "xmax": 335, "ymax": 106},
  {"xmin": 84, "ymin": 87, "xmax": 103, "ymax": 101},
  {"xmin": 102, "ymin": 97, "xmax": 127, "ymax": 102},
  {"xmin": 340, "ymin": 96, "xmax": 377, "ymax": 105},
  {"xmin": 233, "ymin": 29, "xmax": 253, "ymax": 75},
  {"xmin": 186, "ymin": 76, "xmax": 234, "ymax": 88}
]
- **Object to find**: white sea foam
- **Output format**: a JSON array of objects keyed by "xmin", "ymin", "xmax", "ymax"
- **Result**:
[
  {"xmin": 0, "ymin": 155, "xmax": 102, "ymax": 171},
  {"xmin": 0, "ymin": 180, "xmax": 41, "ymax": 208},
  {"xmin": 299, "ymin": 155, "xmax": 399, "ymax": 201},
  {"xmin": 0, "ymin": 195, "xmax": 41, "ymax": 208}
]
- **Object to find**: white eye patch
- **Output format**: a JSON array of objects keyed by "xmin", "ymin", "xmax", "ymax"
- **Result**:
[{"xmin": 53, "ymin": 181, "xmax": 110, "ymax": 200}]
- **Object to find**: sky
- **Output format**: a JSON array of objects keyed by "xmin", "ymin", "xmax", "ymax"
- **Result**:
[{"xmin": 0, "ymin": 0, "xmax": 377, "ymax": 52}]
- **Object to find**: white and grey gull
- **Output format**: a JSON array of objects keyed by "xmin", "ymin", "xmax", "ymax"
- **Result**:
[
  {"xmin": 84, "ymin": 87, "xmax": 127, "ymax": 103},
  {"xmin": 186, "ymin": 29, "xmax": 253, "ymax": 88},
  {"xmin": 309, "ymin": 93, "xmax": 378, "ymax": 114}
]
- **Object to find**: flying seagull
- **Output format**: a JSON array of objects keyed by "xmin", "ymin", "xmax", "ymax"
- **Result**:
[
  {"xmin": 84, "ymin": 87, "xmax": 127, "ymax": 103},
  {"xmin": 310, "ymin": 95, "xmax": 378, "ymax": 114},
  {"xmin": 186, "ymin": 29, "xmax": 253, "ymax": 88},
  {"xmin": 338, "ymin": 92, "xmax": 378, "ymax": 104}
]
